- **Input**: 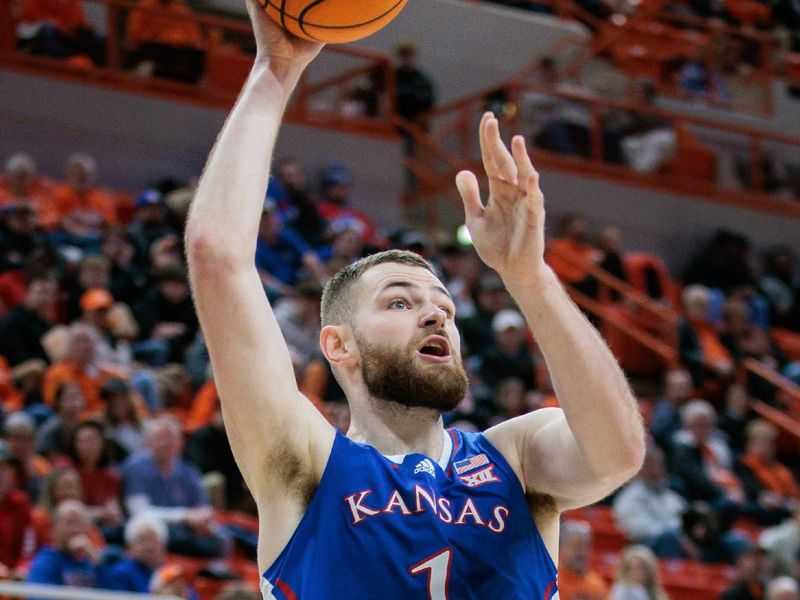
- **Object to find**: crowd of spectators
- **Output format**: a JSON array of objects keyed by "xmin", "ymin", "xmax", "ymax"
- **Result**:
[{"xmin": 0, "ymin": 143, "xmax": 799, "ymax": 600}]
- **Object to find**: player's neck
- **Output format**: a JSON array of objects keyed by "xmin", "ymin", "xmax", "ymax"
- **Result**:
[{"xmin": 347, "ymin": 400, "xmax": 444, "ymax": 459}]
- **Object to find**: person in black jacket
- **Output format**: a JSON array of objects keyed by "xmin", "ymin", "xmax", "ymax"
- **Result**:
[{"xmin": 0, "ymin": 273, "xmax": 57, "ymax": 366}]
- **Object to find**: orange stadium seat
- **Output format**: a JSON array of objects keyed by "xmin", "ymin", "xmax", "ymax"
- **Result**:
[
  {"xmin": 772, "ymin": 327, "xmax": 800, "ymax": 361},
  {"xmin": 564, "ymin": 505, "xmax": 629, "ymax": 553},
  {"xmin": 206, "ymin": 44, "xmax": 253, "ymax": 92}
]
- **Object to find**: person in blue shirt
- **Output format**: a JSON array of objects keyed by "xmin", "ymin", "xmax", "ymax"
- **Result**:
[
  {"xmin": 106, "ymin": 512, "xmax": 168, "ymax": 593},
  {"xmin": 27, "ymin": 500, "xmax": 111, "ymax": 592},
  {"xmin": 185, "ymin": 9, "xmax": 647, "ymax": 599},
  {"xmin": 255, "ymin": 198, "xmax": 326, "ymax": 299}
]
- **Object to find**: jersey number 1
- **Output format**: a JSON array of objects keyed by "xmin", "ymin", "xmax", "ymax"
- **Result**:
[{"xmin": 408, "ymin": 548, "xmax": 452, "ymax": 600}]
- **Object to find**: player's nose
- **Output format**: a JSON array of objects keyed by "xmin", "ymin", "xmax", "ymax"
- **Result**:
[{"xmin": 419, "ymin": 302, "xmax": 446, "ymax": 329}]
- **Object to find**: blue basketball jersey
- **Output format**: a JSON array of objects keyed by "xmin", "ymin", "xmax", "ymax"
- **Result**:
[{"xmin": 261, "ymin": 428, "xmax": 558, "ymax": 599}]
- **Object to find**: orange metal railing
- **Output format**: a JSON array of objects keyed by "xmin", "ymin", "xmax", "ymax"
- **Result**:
[
  {"xmin": 0, "ymin": 0, "xmax": 400, "ymax": 137},
  {"xmin": 740, "ymin": 357, "xmax": 800, "ymax": 439}
]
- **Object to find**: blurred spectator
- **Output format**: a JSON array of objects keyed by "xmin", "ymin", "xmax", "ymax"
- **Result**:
[
  {"xmin": 126, "ymin": 0, "xmax": 205, "ymax": 83},
  {"xmin": 101, "ymin": 226, "xmax": 147, "ymax": 307},
  {"xmin": 649, "ymin": 368, "xmax": 693, "ymax": 456},
  {"xmin": 475, "ymin": 309, "xmax": 536, "ymax": 393},
  {"xmin": 317, "ymin": 164, "xmax": 385, "ymax": 249},
  {"xmin": 597, "ymin": 227, "xmax": 628, "ymax": 289},
  {"xmin": 678, "ymin": 47, "xmax": 731, "ymax": 105},
  {"xmin": 215, "ymin": 587, "xmax": 261, "ymax": 600},
  {"xmin": 273, "ymin": 159, "xmax": 327, "ymax": 249},
  {"xmin": 613, "ymin": 80, "xmax": 676, "ymax": 174},
  {"xmin": 133, "ymin": 264, "xmax": 197, "ymax": 365},
  {"xmin": 63, "ymin": 254, "xmax": 111, "ymax": 322},
  {"xmin": 736, "ymin": 419, "xmax": 799, "ymax": 525},
  {"xmin": 184, "ymin": 406, "xmax": 249, "ymax": 512},
  {"xmin": 394, "ymin": 40, "xmax": 435, "ymax": 188},
  {"xmin": 529, "ymin": 58, "xmax": 596, "ymax": 158},
  {"xmin": 3, "ymin": 411, "xmax": 51, "ymax": 503},
  {"xmin": 0, "ymin": 443, "xmax": 35, "ymax": 579},
  {"xmin": 16, "ymin": 0, "xmax": 105, "ymax": 66},
  {"xmin": 545, "ymin": 213, "xmax": 602, "ymax": 300},
  {"xmin": 670, "ymin": 400, "xmax": 745, "ymax": 516},
  {"xmin": 100, "ymin": 378, "xmax": 145, "ymax": 456},
  {"xmin": 677, "ymin": 504, "xmax": 747, "ymax": 563},
  {"xmin": 26, "ymin": 499, "xmax": 110, "ymax": 589},
  {"xmin": 718, "ymin": 542, "xmax": 769, "ymax": 600},
  {"xmin": 49, "ymin": 154, "xmax": 119, "ymax": 236},
  {"xmin": 613, "ymin": 446, "xmax": 687, "ymax": 550},
  {"xmin": 394, "ymin": 40, "xmax": 435, "ymax": 125},
  {"xmin": 0, "ymin": 201, "xmax": 50, "ymax": 273},
  {"xmin": 759, "ymin": 505, "xmax": 800, "ymax": 576},
  {"xmin": 683, "ymin": 229, "xmax": 756, "ymax": 295},
  {"xmin": 36, "ymin": 382, "xmax": 85, "ymax": 459},
  {"xmin": 768, "ymin": 576, "xmax": 800, "ymax": 600},
  {"xmin": 65, "ymin": 421, "xmax": 124, "ymax": 536},
  {"xmin": 42, "ymin": 323, "xmax": 119, "ymax": 415},
  {"xmin": 437, "ymin": 244, "xmax": 481, "ymax": 319},
  {"xmin": 255, "ymin": 199, "xmax": 326, "ymax": 299},
  {"xmin": 106, "ymin": 512, "xmax": 167, "ymax": 593},
  {"xmin": 678, "ymin": 284, "xmax": 735, "ymax": 388},
  {"xmin": 122, "ymin": 415, "xmax": 227, "ymax": 557},
  {"xmin": 759, "ymin": 246, "xmax": 800, "ymax": 331},
  {"xmin": 721, "ymin": 298, "xmax": 787, "ymax": 369},
  {"xmin": 273, "ymin": 281, "xmax": 324, "ymax": 371},
  {"xmin": 457, "ymin": 272, "xmax": 511, "ymax": 354},
  {"xmin": 718, "ymin": 383, "xmax": 752, "ymax": 456},
  {"xmin": 558, "ymin": 520, "xmax": 608, "ymax": 600},
  {"xmin": 0, "ymin": 154, "xmax": 54, "ymax": 218},
  {"xmin": 489, "ymin": 376, "xmax": 540, "ymax": 424},
  {"xmin": 609, "ymin": 544, "xmax": 669, "ymax": 600},
  {"xmin": 127, "ymin": 189, "xmax": 177, "ymax": 265},
  {"xmin": 318, "ymin": 220, "xmax": 367, "ymax": 276},
  {"xmin": 149, "ymin": 563, "xmax": 198, "ymax": 599},
  {"xmin": 0, "ymin": 273, "xmax": 57, "ymax": 366}
]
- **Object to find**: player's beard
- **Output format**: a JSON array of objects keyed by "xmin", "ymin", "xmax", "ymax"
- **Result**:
[{"xmin": 356, "ymin": 333, "xmax": 468, "ymax": 413}]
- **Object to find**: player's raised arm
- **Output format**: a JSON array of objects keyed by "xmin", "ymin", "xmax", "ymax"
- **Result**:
[
  {"xmin": 184, "ymin": 2, "xmax": 332, "ymax": 500},
  {"xmin": 458, "ymin": 113, "xmax": 646, "ymax": 511}
]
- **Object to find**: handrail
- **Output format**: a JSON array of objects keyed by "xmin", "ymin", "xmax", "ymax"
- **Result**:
[
  {"xmin": 403, "ymin": 76, "xmax": 800, "ymax": 221},
  {"xmin": 0, "ymin": 582, "xmax": 181, "ymax": 600},
  {"xmin": 739, "ymin": 357, "xmax": 800, "ymax": 438},
  {"xmin": 0, "ymin": 0, "xmax": 402, "ymax": 138}
]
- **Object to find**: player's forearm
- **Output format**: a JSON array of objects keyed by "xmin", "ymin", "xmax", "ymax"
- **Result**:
[
  {"xmin": 186, "ymin": 60, "xmax": 304, "ymax": 264},
  {"xmin": 505, "ymin": 267, "xmax": 645, "ymax": 478}
]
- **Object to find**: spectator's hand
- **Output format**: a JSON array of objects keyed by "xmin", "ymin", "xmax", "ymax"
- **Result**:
[
  {"xmin": 67, "ymin": 534, "xmax": 100, "ymax": 564},
  {"xmin": 245, "ymin": 0, "xmax": 323, "ymax": 74},
  {"xmin": 185, "ymin": 506, "xmax": 215, "ymax": 535},
  {"xmin": 759, "ymin": 491, "xmax": 783, "ymax": 509},
  {"xmin": 456, "ymin": 113, "xmax": 547, "ymax": 286},
  {"xmin": 0, "ymin": 562, "xmax": 9, "ymax": 580},
  {"xmin": 153, "ymin": 322, "xmax": 188, "ymax": 340},
  {"xmin": 101, "ymin": 499, "xmax": 124, "ymax": 526}
]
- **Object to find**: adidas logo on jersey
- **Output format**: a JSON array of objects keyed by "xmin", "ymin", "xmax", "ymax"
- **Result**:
[{"xmin": 413, "ymin": 458, "xmax": 436, "ymax": 477}]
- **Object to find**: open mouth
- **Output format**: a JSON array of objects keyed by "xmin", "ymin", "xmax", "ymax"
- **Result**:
[{"xmin": 417, "ymin": 335, "xmax": 451, "ymax": 360}]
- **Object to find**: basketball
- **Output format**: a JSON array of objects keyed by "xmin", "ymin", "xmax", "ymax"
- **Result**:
[{"xmin": 263, "ymin": 0, "xmax": 409, "ymax": 44}]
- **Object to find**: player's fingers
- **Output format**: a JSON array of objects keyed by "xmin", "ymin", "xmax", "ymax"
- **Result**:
[
  {"xmin": 456, "ymin": 170, "xmax": 483, "ymax": 221},
  {"xmin": 511, "ymin": 135, "xmax": 535, "ymax": 190},
  {"xmin": 478, "ymin": 112, "xmax": 496, "ymax": 178},
  {"xmin": 485, "ymin": 117, "xmax": 517, "ymax": 186}
]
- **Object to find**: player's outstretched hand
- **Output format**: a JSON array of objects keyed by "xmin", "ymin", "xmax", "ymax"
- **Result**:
[
  {"xmin": 456, "ymin": 112, "xmax": 547, "ymax": 284},
  {"xmin": 246, "ymin": 0, "xmax": 323, "ymax": 72}
]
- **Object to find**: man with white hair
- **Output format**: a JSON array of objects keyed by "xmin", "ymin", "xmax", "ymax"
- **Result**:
[
  {"xmin": 768, "ymin": 576, "xmax": 800, "ymax": 600},
  {"xmin": 671, "ymin": 399, "xmax": 745, "ymax": 516},
  {"xmin": 121, "ymin": 415, "xmax": 226, "ymax": 557},
  {"xmin": 49, "ymin": 153, "xmax": 118, "ymax": 234},
  {"xmin": 0, "ymin": 154, "xmax": 54, "ymax": 221},
  {"xmin": 557, "ymin": 520, "xmax": 608, "ymax": 599},
  {"xmin": 105, "ymin": 512, "xmax": 168, "ymax": 592},
  {"xmin": 26, "ymin": 499, "xmax": 110, "ymax": 588}
]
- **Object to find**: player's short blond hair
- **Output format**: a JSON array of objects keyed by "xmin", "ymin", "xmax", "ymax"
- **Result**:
[{"xmin": 321, "ymin": 250, "xmax": 438, "ymax": 327}]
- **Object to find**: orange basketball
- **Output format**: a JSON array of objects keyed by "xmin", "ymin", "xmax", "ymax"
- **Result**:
[{"xmin": 263, "ymin": 0, "xmax": 408, "ymax": 44}]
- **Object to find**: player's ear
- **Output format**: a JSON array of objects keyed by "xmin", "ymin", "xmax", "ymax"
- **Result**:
[{"xmin": 320, "ymin": 325, "xmax": 357, "ymax": 367}]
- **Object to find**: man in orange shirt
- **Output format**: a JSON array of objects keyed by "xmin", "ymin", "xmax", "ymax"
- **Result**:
[
  {"xmin": 126, "ymin": 0, "xmax": 205, "ymax": 83},
  {"xmin": 42, "ymin": 323, "xmax": 120, "ymax": 415},
  {"xmin": 558, "ymin": 520, "xmax": 609, "ymax": 600},
  {"xmin": 544, "ymin": 213, "xmax": 602, "ymax": 300},
  {"xmin": 16, "ymin": 0, "xmax": 105, "ymax": 65},
  {"xmin": 48, "ymin": 154, "xmax": 119, "ymax": 235}
]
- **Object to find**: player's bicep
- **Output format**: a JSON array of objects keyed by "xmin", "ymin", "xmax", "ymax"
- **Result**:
[
  {"xmin": 489, "ymin": 409, "xmax": 620, "ymax": 511},
  {"xmin": 190, "ymin": 262, "xmax": 330, "ymax": 488}
]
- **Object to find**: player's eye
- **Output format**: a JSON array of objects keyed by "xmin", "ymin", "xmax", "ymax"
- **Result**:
[
  {"xmin": 389, "ymin": 299, "xmax": 409, "ymax": 310},
  {"xmin": 439, "ymin": 305, "xmax": 454, "ymax": 318}
]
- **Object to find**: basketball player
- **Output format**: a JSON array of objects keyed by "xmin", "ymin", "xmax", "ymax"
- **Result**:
[{"xmin": 185, "ymin": 4, "xmax": 646, "ymax": 598}]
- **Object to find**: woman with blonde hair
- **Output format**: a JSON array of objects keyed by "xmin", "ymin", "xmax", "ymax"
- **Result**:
[{"xmin": 610, "ymin": 544, "xmax": 670, "ymax": 600}]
